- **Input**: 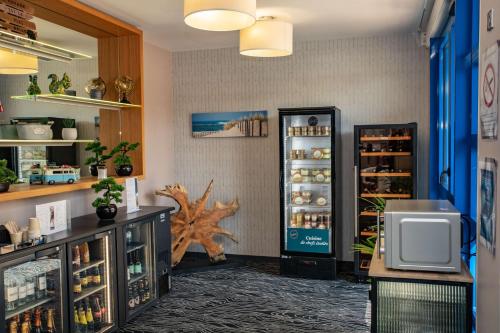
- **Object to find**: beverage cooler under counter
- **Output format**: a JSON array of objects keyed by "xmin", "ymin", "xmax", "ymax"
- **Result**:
[
  {"xmin": 278, "ymin": 107, "xmax": 341, "ymax": 280},
  {"xmin": 1, "ymin": 245, "xmax": 67, "ymax": 333}
]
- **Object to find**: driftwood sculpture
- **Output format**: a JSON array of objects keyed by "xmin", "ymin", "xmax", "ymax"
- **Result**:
[{"xmin": 156, "ymin": 180, "xmax": 239, "ymax": 266}]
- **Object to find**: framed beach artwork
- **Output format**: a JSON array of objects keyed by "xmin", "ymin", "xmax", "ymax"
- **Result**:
[{"xmin": 192, "ymin": 111, "xmax": 268, "ymax": 138}]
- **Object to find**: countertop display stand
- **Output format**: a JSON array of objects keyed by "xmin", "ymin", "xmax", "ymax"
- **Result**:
[{"xmin": 369, "ymin": 241, "xmax": 473, "ymax": 333}]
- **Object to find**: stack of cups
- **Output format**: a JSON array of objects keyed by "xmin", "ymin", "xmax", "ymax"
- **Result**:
[{"xmin": 28, "ymin": 217, "xmax": 41, "ymax": 240}]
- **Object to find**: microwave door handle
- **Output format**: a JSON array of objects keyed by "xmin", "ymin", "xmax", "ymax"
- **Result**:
[{"xmin": 354, "ymin": 165, "xmax": 358, "ymax": 238}]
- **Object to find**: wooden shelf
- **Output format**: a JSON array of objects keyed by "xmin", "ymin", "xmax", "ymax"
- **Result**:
[
  {"xmin": 0, "ymin": 139, "xmax": 94, "ymax": 147},
  {"xmin": 360, "ymin": 152, "xmax": 411, "ymax": 157},
  {"xmin": 360, "ymin": 172, "xmax": 412, "ymax": 177},
  {"xmin": 361, "ymin": 231, "xmax": 377, "ymax": 237},
  {"xmin": 11, "ymin": 94, "xmax": 142, "ymax": 110},
  {"xmin": 361, "ymin": 193, "xmax": 412, "ymax": 198},
  {"xmin": 360, "ymin": 136, "xmax": 412, "ymax": 142},
  {"xmin": 0, "ymin": 175, "xmax": 143, "ymax": 203},
  {"xmin": 286, "ymin": 135, "xmax": 331, "ymax": 138},
  {"xmin": 359, "ymin": 211, "xmax": 384, "ymax": 217}
]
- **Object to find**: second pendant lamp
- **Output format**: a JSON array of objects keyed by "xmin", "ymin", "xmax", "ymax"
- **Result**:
[{"xmin": 240, "ymin": 17, "xmax": 293, "ymax": 57}]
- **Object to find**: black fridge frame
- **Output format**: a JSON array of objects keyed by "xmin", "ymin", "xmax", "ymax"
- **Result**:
[
  {"xmin": 353, "ymin": 122, "xmax": 418, "ymax": 277},
  {"xmin": 0, "ymin": 245, "xmax": 69, "ymax": 333},
  {"xmin": 278, "ymin": 106, "xmax": 341, "ymax": 260},
  {"xmin": 116, "ymin": 217, "xmax": 158, "ymax": 326},
  {"xmin": 66, "ymin": 229, "xmax": 118, "ymax": 333}
]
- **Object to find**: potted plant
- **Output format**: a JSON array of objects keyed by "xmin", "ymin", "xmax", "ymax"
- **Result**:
[
  {"xmin": 91, "ymin": 177, "xmax": 125, "ymax": 220},
  {"xmin": 85, "ymin": 140, "xmax": 113, "ymax": 177},
  {"xmin": 0, "ymin": 159, "xmax": 18, "ymax": 193},
  {"xmin": 62, "ymin": 119, "xmax": 77, "ymax": 140},
  {"xmin": 112, "ymin": 141, "xmax": 139, "ymax": 176}
]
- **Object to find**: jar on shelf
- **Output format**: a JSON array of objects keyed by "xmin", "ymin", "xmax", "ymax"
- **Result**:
[
  {"xmin": 315, "ymin": 125, "xmax": 322, "ymax": 136},
  {"xmin": 301, "ymin": 126, "xmax": 308, "ymax": 136},
  {"xmin": 300, "ymin": 168, "xmax": 310, "ymax": 176},
  {"xmin": 297, "ymin": 149, "xmax": 305, "ymax": 160},
  {"xmin": 294, "ymin": 127, "xmax": 301, "ymax": 136},
  {"xmin": 322, "ymin": 126, "xmax": 331, "ymax": 136},
  {"xmin": 289, "ymin": 150, "xmax": 297, "ymax": 160},
  {"xmin": 311, "ymin": 148, "xmax": 323, "ymax": 160},
  {"xmin": 308, "ymin": 126, "xmax": 315, "ymax": 136},
  {"xmin": 288, "ymin": 127, "xmax": 294, "ymax": 136}
]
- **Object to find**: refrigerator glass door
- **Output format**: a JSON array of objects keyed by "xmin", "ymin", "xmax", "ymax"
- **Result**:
[
  {"xmin": 282, "ymin": 113, "xmax": 333, "ymax": 254},
  {"xmin": 69, "ymin": 232, "xmax": 115, "ymax": 333},
  {"xmin": 125, "ymin": 221, "xmax": 155, "ymax": 316},
  {"xmin": 3, "ymin": 247, "xmax": 65, "ymax": 332}
]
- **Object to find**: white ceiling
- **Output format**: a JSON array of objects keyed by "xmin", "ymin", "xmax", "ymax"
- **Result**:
[{"xmin": 77, "ymin": 0, "xmax": 427, "ymax": 52}]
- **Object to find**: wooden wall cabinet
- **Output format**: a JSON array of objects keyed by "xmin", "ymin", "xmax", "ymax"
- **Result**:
[{"xmin": 0, "ymin": 0, "xmax": 145, "ymax": 203}]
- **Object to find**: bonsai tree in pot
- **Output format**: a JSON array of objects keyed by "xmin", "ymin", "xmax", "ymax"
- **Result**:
[
  {"xmin": 0, "ymin": 159, "xmax": 18, "ymax": 193},
  {"xmin": 85, "ymin": 140, "xmax": 113, "ymax": 177},
  {"xmin": 62, "ymin": 119, "xmax": 77, "ymax": 140},
  {"xmin": 111, "ymin": 141, "xmax": 139, "ymax": 176},
  {"xmin": 91, "ymin": 177, "xmax": 125, "ymax": 220}
]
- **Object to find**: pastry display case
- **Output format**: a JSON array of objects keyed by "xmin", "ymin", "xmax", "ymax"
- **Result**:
[
  {"xmin": 279, "ymin": 107, "xmax": 341, "ymax": 280},
  {"xmin": 354, "ymin": 123, "xmax": 418, "ymax": 276}
]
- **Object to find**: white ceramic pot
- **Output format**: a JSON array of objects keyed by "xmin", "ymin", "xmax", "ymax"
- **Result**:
[{"xmin": 62, "ymin": 128, "xmax": 78, "ymax": 140}]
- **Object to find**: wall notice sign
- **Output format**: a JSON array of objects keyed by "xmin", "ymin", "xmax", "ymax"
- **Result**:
[
  {"xmin": 36, "ymin": 200, "xmax": 68, "ymax": 235},
  {"xmin": 126, "ymin": 177, "xmax": 140, "ymax": 214},
  {"xmin": 480, "ymin": 42, "xmax": 499, "ymax": 139},
  {"xmin": 480, "ymin": 158, "xmax": 497, "ymax": 255}
]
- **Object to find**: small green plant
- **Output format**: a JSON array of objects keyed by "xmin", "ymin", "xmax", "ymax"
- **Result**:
[
  {"xmin": 91, "ymin": 177, "xmax": 124, "ymax": 208},
  {"xmin": 62, "ymin": 118, "xmax": 75, "ymax": 128},
  {"xmin": 0, "ymin": 159, "xmax": 17, "ymax": 184},
  {"xmin": 85, "ymin": 140, "xmax": 113, "ymax": 166},
  {"xmin": 112, "ymin": 141, "xmax": 139, "ymax": 166}
]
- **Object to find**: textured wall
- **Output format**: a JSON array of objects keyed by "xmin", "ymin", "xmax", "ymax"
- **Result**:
[{"xmin": 173, "ymin": 34, "xmax": 430, "ymax": 260}]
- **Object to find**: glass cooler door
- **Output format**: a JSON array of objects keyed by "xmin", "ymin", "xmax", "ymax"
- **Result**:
[
  {"xmin": 2, "ymin": 246, "xmax": 66, "ymax": 333},
  {"xmin": 281, "ymin": 112, "xmax": 334, "ymax": 255},
  {"xmin": 68, "ymin": 231, "xmax": 116, "ymax": 333},
  {"xmin": 124, "ymin": 220, "xmax": 156, "ymax": 318}
]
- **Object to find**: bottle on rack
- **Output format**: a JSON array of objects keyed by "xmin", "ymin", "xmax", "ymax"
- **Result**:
[
  {"xmin": 92, "ymin": 296, "xmax": 103, "ymax": 331},
  {"xmin": 36, "ymin": 272, "xmax": 47, "ymax": 299},
  {"xmin": 47, "ymin": 308, "xmax": 56, "ymax": 333},
  {"xmin": 128, "ymin": 254, "xmax": 135, "ymax": 277},
  {"xmin": 5, "ymin": 275, "xmax": 18, "ymax": 311},
  {"xmin": 134, "ymin": 252, "xmax": 142, "ymax": 275},
  {"xmin": 22, "ymin": 311, "xmax": 32, "ymax": 333},
  {"xmin": 139, "ymin": 279, "xmax": 146, "ymax": 304},
  {"xmin": 8, "ymin": 320, "xmax": 17, "ymax": 333},
  {"xmin": 144, "ymin": 278, "xmax": 151, "ymax": 302},
  {"xmin": 100, "ymin": 295, "xmax": 107, "ymax": 322},
  {"xmin": 25, "ymin": 275, "xmax": 35, "ymax": 303},
  {"xmin": 73, "ymin": 274, "xmax": 82, "ymax": 294},
  {"xmin": 72, "ymin": 245, "xmax": 81, "ymax": 269},
  {"xmin": 21, "ymin": 321, "xmax": 30, "ymax": 333},
  {"xmin": 94, "ymin": 265, "xmax": 102, "ymax": 286},
  {"xmin": 133, "ymin": 283, "xmax": 140, "ymax": 307},
  {"xmin": 128, "ymin": 285, "xmax": 135, "ymax": 310},
  {"xmin": 33, "ymin": 308, "xmax": 42, "ymax": 333},
  {"xmin": 126, "ymin": 230, "xmax": 133, "ymax": 245},
  {"xmin": 74, "ymin": 305, "xmax": 82, "ymax": 333},
  {"xmin": 80, "ymin": 242, "xmax": 91, "ymax": 264},
  {"xmin": 85, "ymin": 298, "xmax": 95, "ymax": 333},
  {"xmin": 80, "ymin": 270, "xmax": 88, "ymax": 289},
  {"xmin": 78, "ymin": 302, "xmax": 88, "ymax": 333}
]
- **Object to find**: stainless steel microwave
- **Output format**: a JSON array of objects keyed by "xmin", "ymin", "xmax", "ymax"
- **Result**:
[{"xmin": 383, "ymin": 200, "xmax": 461, "ymax": 273}]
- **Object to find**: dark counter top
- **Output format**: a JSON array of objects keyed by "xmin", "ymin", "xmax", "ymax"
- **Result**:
[{"xmin": 0, "ymin": 206, "xmax": 174, "ymax": 263}]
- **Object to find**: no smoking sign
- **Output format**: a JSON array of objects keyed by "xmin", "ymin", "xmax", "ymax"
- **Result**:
[{"xmin": 484, "ymin": 63, "xmax": 496, "ymax": 108}]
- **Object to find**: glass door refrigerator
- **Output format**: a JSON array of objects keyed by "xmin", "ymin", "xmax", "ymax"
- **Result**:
[
  {"xmin": 1, "ymin": 246, "xmax": 68, "ymax": 333},
  {"xmin": 67, "ymin": 230, "xmax": 117, "ymax": 333},
  {"xmin": 354, "ymin": 123, "xmax": 418, "ymax": 277},
  {"xmin": 279, "ymin": 107, "xmax": 341, "ymax": 280},
  {"xmin": 116, "ymin": 210, "xmax": 172, "ymax": 327}
]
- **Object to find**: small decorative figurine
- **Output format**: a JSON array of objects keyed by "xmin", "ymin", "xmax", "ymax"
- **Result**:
[
  {"xmin": 114, "ymin": 75, "xmax": 134, "ymax": 103},
  {"xmin": 48, "ymin": 73, "xmax": 71, "ymax": 94},
  {"xmin": 29, "ymin": 165, "xmax": 80, "ymax": 185},
  {"xmin": 27, "ymin": 75, "xmax": 41, "ymax": 95},
  {"xmin": 85, "ymin": 77, "xmax": 106, "ymax": 99}
]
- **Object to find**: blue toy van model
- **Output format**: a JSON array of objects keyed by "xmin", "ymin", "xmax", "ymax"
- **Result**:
[{"xmin": 29, "ymin": 166, "xmax": 80, "ymax": 185}]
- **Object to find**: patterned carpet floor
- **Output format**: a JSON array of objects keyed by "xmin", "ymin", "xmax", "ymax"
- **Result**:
[{"xmin": 120, "ymin": 262, "xmax": 370, "ymax": 333}]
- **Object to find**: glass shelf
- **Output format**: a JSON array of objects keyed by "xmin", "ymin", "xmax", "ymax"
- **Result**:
[
  {"xmin": 11, "ymin": 94, "xmax": 142, "ymax": 110},
  {"xmin": 0, "ymin": 139, "xmax": 94, "ymax": 147},
  {"xmin": 286, "ymin": 135, "xmax": 331, "ymax": 138},
  {"xmin": 289, "ymin": 205, "xmax": 331, "ymax": 209},
  {"xmin": 0, "ymin": 30, "xmax": 92, "ymax": 62},
  {"xmin": 127, "ymin": 242, "xmax": 146, "ymax": 253},
  {"xmin": 359, "ymin": 136, "xmax": 412, "ymax": 141},
  {"xmin": 360, "ymin": 152, "xmax": 411, "ymax": 157},
  {"xmin": 73, "ymin": 258, "xmax": 105, "ymax": 275},
  {"xmin": 360, "ymin": 172, "xmax": 412, "ymax": 177},
  {"xmin": 289, "ymin": 182, "xmax": 331, "ymax": 185},
  {"xmin": 73, "ymin": 284, "xmax": 107, "ymax": 303},
  {"xmin": 5, "ymin": 296, "xmax": 53, "ymax": 319},
  {"xmin": 128, "ymin": 272, "xmax": 147, "ymax": 285}
]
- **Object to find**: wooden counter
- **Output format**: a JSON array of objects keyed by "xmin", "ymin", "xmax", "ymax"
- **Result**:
[{"xmin": 369, "ymin": 240, "xmax": 473, "ymax": 283}]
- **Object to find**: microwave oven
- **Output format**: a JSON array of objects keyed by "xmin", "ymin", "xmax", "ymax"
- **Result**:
[{"xmin": 382, "ymin": 200, "xmax": 461, "ymax": 273}]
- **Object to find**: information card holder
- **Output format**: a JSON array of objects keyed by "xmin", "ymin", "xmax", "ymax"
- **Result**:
[{"xmin": 126, "ymin": 177, "xmax": 140, "ymax": 214}]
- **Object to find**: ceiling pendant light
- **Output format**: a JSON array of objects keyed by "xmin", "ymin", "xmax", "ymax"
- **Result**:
[
  {"xmin": 184, "ymin": 0, "xmax": 256, "ymax": 32},
  {"xmin": 240, "ymin": 17, "xmax": 293, "ymax": 57},
  {"xmin": 0, "ymin": 49, "xmax": 38, "ymax": 75}
]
